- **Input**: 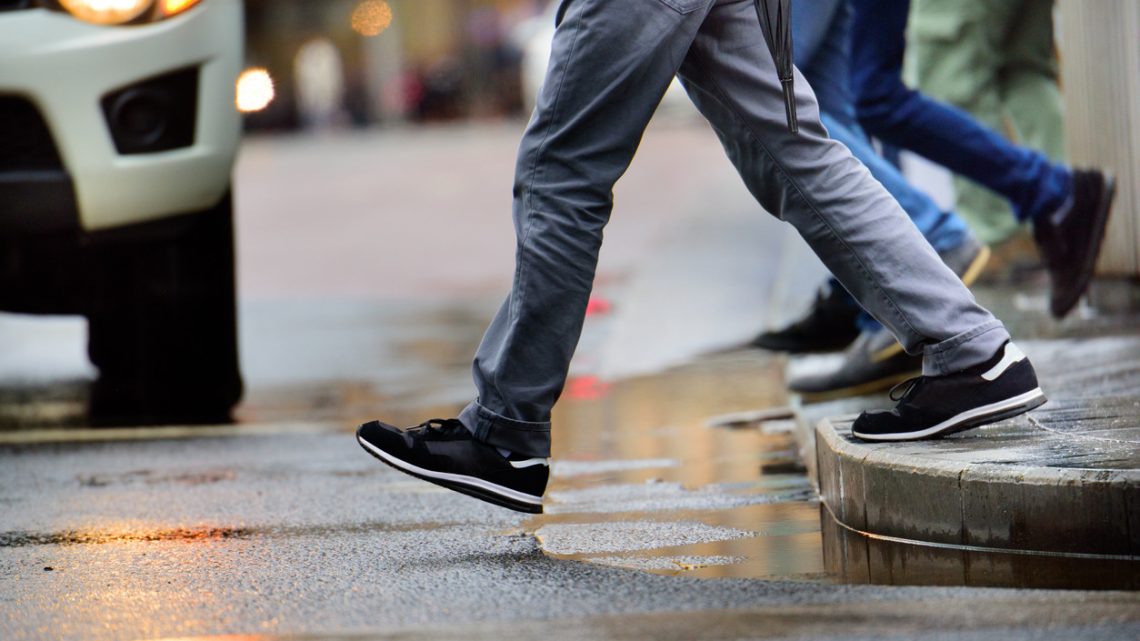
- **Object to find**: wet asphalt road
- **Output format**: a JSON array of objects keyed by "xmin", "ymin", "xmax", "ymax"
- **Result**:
[
  {"xmin": 3, "ymin": 124, "xmax": 1139, "ymax": 639},
  {"xmin": 3, "ymin": 414, "xmax": 1139, "ymax": 641}
]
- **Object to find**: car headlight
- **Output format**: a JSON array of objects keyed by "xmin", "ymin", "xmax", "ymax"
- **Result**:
[{"xmin": 50, "ymin": 0, "xmax": 202, "ymax": 25}]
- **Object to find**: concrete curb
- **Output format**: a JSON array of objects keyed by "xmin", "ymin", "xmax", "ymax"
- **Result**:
[{"xmin": 813, "ymin": 411, "xmax": 1140, "ymax": 588}]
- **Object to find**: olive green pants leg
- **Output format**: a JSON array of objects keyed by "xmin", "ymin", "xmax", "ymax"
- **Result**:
[
  {"xmin": 907, "ymin": 0, "xmax": 1066, "ymax": 245},
  {"xmin": 998, "ymin": 0, "xmax": 1066, "ymax": 164}
]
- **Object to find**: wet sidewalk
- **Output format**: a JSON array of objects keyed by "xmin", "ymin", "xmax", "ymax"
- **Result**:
[{"xmin": 796, "ymin": 331, "xmax": 1140, "ymax": 590}]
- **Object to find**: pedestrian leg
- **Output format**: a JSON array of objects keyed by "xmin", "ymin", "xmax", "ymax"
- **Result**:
[
  {"xmin": 460, "ymin": 0, "xmax": 714, "ymax": 458},
  {"xmin": 681, "ymin": 0, "xmax": 1010, "ymax": 376}
]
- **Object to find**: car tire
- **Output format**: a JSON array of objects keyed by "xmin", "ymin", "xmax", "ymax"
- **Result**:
[{"xmin": 85, "ymin": 188, "xmax": 243, "ymax": 426}]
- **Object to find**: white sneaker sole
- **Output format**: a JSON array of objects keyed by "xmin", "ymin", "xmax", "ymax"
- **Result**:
[
  {"xmin": 357, "ymin": 434, "xmax": 544, "ymax": 511},
  {"xmin": 853, "ymin": 387, "xmax": 1047, "ymax": 442}
]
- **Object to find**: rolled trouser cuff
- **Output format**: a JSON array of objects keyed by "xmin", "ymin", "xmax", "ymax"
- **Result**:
[
  {"xmin": 459, "ymin": 401, "xmax": 552, "ymax": 458},
  {"xmin": 921, "ymin": 319, "xmax": 1010, "ymax": 376}
]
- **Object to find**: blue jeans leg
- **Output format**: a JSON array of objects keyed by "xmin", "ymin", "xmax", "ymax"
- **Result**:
[
  {"xmin": 796, "ymin": 0, "xmax": 970, "ymax": 335},
  {"xmin": 793, "ymin": 0, "xmax": 859, "ymax": 128},
  {"xmin": 796, "ymin": 0, "xmax": 968, "ymax": 251},
  {"xmin": 822, "ymin": 113, "xmax": 970, "ymax": 335},
  {"xmin": 822, "ymin": 113, "xmax": 969, "ymax": 253},
  {"xmin": 849, "ymin": 0, "xmax": 1071, "ymax": 222}
]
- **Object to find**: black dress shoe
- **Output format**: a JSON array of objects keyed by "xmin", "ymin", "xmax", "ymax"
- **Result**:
[
  {"xmin": 1034, "ymin": 169, "xmax": 1116, "ymax": 318},
  {"xmin": 750, "ymin": 284, "xmax": 861, "ymax": 354}
]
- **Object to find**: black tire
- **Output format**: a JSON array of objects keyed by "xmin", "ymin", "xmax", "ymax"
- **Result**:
[{"xmin": 85, "ymin": 189, "xmax": 243, "ymax": 426}]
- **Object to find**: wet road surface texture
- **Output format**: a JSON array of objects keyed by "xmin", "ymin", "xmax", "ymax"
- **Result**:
[
  {"xmin": 3, "ymin": 124, "xmax": 1139, "ymax": 640},
  {"xmin": 3, "ymin": 346, "xmax": 1139, "ymax": 640}
]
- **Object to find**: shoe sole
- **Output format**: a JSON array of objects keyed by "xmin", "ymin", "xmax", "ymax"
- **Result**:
[
  {"xmin": 356, "ymin": 430, "xmax": 544, "ymax": 514},
  {"xmin": 852, "ymin": 387, "xmax": 1047, "ymax": 442},
  {"xmin": 1052, "ymin": 175, "xmax": 1116, "ymax": 318},
  {"xmin": 795, "ymin": 368, "xmax": 922, "ymax": 404},
  {"xmin": 749, "ymin": 337, "xmax": 859, "ymax": 354}
]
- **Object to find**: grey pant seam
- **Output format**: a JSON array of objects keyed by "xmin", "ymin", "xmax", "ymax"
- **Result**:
[
  {"xmin": 926, "ymin": 319, "xmax": 1003, "ymax": 354},
  {"xmin": 513, "ymin": 7, "xmax": 585, "ymax": 302},
  {"xmin": 692, "ymin": 62, "xmax": 925, "ymax": 342},
  {"xmin": 485, "ymin": 212, "xmax": 537, "ymax": 414},
  {"xmin": 474, "ymin": 400, "xmax": 551, "ymax": 431},
  {"xmin": 923, "ymin": 320, "xmax": 1004, "ymax": 375},
  {"xmin": 521, "ymin": 5, "xmax": 585, "ymax": 215},
  {"xmin": 513, "ymin": 3, "xmax": 584, "ymax": 321},
  {"xmin": 927, "ymin": 320, "xmax": 1003, "ymax": 355},
  {"xmin": 491, "ymin": 4, "xmax": 584, "ymax": 413}
]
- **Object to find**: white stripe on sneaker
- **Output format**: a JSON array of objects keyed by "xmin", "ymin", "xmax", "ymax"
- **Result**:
[
  {"xmin": 509, "ymin": 458, "xmax": 550, "ymax": 469},
  {"xmin": 357, "ymin": 436, "xmax": 544, "ymax": 506},
  {"xmin": 981, "ymin": 343, "xmax": 1027, "ymax": 381},
  {"xmin": 853, "ymin": 387, "xmax": 1046, "ymax": 442}
]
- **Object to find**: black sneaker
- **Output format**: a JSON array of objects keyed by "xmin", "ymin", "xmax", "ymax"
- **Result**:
[
  {"xmin": 851, "ymin": 342, "xmax": 1047, "ymax": 441},
  {"xmin": 788, "ymin": 328, "xmax": 922, "ymax": 402},
  {"xmin": 1034, "ymin": 169, "xmax": 1116, "ymax": 318},
  {"xmin": 787, "ymin": 237, "xmax": 991, "ymax": 402},
  {"xmin": 751, "ymin": 284, "xmax": 861, "ymax": 353},
  {"xmin": 356, "ymin": 419, "xmax": 548, "ymax": 514}
]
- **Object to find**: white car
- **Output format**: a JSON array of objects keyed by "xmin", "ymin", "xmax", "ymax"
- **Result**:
[{"xmin": 0, "ymin": 0, "xmax": 245, "ymax": 425}]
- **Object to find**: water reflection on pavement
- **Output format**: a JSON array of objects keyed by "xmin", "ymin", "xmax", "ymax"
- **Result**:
[{"xmin": 531, "ymin": 351, "xmax": 827, "ymax": 581}]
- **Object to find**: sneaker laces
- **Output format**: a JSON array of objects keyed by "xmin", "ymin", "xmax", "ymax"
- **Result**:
[
  {"xmin": 888, "ymin": 376, "xmax": 925, "ymax": 402},
  {"xmin": 406, "ymin": 418, "xmax": 465, "ymax": 435}
]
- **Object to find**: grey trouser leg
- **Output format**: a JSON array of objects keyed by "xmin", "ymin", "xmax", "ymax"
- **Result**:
[
  {"xmin": 461, "ymin": 0, "xmax": 1009, "ymax": 458},
  {"xmin": 460, "ymin": 0, "xmax": 708, "ymax": 458},
  {"xmin": 678, "ymin": 0, "xmax": 1009, "ymax": 369}
]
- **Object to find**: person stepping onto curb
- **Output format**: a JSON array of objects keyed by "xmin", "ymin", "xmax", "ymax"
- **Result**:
[{"xmin": 357, "ymin": 0, "xmax": 1048, "ymax": 513}]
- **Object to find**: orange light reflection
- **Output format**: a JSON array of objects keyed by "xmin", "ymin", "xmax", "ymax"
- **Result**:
[
  {"xmin": 161, "ymin": 0, "xmax": 201, "ymax": 17},
  {"xmin": 351, "ymin": 0, "xmax": 394, "ymax": 37}
]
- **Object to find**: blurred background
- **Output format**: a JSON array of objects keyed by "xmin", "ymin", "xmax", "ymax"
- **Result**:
[
  {"xmin": 242, "ymin": 0, "xmax": 542, "ymax": 130},
  {"xmin": 2, "ymin": 0, "xmax": 1138, "ymax": 429},
  {"xmin": 2, "ymin": 3, "xmax": 1140, "ymax": 633}
]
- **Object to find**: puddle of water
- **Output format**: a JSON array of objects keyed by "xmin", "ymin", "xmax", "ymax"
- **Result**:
[
  {"xmin": 534, "ymin": 502, "xmax": 825, "ymax": 580},
  {"xmin": 526, "ymin": 352, "xmax": 828, "ymax": 581}
]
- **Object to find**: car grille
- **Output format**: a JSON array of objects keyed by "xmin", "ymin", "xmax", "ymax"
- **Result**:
[
  {"xmin": 0, "ymin": 96, "xmax": 66, "ymax": 172},
  {"xmin": 0, "ymin": 0, "xmax": 33, "ymax": 12}
]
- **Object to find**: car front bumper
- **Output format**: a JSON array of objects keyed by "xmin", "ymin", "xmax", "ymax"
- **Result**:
[{"xmin": 0, "ymin": 0, "xmax": 242, "ymax": 233}]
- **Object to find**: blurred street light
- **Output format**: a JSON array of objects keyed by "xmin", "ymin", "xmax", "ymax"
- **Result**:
[{"xmin": 236, "ymin": 67, "xmax": 275, "ymax": 113}]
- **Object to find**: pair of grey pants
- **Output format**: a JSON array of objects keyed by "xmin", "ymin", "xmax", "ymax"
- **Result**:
[{"xmin": 459, "ymin": 0, "xmax": 1010, "ymax": 458}]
